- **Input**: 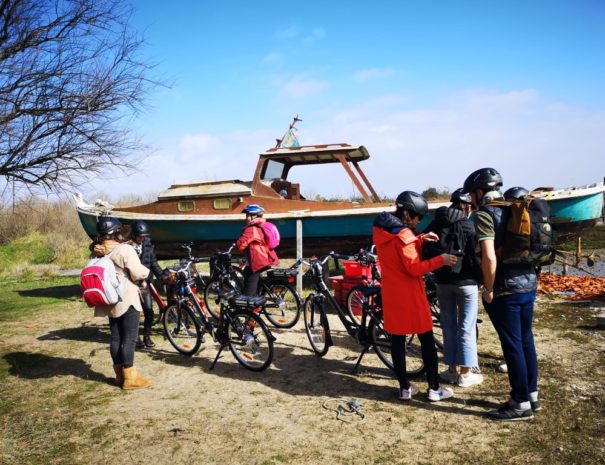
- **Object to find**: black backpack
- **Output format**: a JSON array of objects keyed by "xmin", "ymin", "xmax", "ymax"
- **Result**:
[
  {"xmin": 424, "ymin": 218, "xmax": 467, "ymax": 275},
  {"xmin": 486, "ymin": 197, "xmax": 556, "ymax": 267}
]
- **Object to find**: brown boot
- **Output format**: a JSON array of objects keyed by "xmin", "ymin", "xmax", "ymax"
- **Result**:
[
  {"xmin": 113, "ymin": 364, "xmax": 124, "ymax": 387},
  {"xmin": 122, "ymin": 366, "xmax": 151, "ymax": 390}
]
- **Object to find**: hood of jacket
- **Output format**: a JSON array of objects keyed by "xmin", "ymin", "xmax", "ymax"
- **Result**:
[
  {"xmin": 432, "ymin": 206, "xmax": 467, "ymax": 228},
  {"xmin": 373, "ymin": 212, "xmax": 408, "ymax": 247},
  {"xmin": 92, "ymin": 240, "xmax": 120, "ymax": 257},
  {"xmin": 244, "ymin": 216, "xmax": 266, "ymax": 230}
]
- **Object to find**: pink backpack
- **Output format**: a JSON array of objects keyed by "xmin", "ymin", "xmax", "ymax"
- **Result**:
[
  {"xmin": 80, "ymin": 250, "xmax": 125, "ymax": 307},
  {"xmin": 261, "ymin": 221, "xmax": 281, "ymax": 249}
]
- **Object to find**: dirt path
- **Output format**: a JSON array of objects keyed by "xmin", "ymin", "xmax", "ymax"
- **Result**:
[{"xmin": 2, "ymin": 297, "xmax": 605, "ymax": 465}]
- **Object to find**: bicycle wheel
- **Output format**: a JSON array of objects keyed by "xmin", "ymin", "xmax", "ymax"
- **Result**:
[
  {"xmin": 203, "ymin": 279, "xmax": 232, "ymax": 319},
  {"xmin": 345, "ymin": 286, "xmax": 365, "ymax": 324},
  {"xmin": 303, "ymin": 295, "xmax": 331, "ymax": 356},
  {"xmin": 227, "ymin": 310, "xmax": 274, "ymax": 371},
  {"xmin": 404, "ymin": 334, "xmax": 425, "ymax": 376},
  {"xmin": 367, "ymin": 312, "xmax": 393, "ymax": 370},
  {"xmin": 429, "ymin": 297, "xmax": 444, "ymax": 351},
  {"xmin": 163, "ymin": 302, "xmax": 203, "ymax": 356},
  {"xmin": 262, "ymin": 280, "xmax": 301, "ymax": 328}
]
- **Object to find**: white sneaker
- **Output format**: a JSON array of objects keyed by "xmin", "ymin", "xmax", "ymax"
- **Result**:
[
  {"xmin": 427, "ymin": 386, "xmax": 454, "ymax": 402},
  {"xmin": 439, "ymin": 369, "xmax": 459, "ymax": 384},
  {"xmin": 498, "ymin": 363, "xmax": 508, "ymax": 373},
  {"xmin": 458, "ymin": 370, "xmax": 484, "ymax": 388},
  {"xmin": 398, "ymin": 383, "xmax": 419, "ymax": 401}
]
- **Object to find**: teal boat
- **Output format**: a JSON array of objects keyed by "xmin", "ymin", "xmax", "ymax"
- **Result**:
[{"xmin": 74, "ymin": 136, "xmax": 604, "ymax": 258}]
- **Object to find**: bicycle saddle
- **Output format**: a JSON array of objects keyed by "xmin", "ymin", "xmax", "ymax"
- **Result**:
[
  {"xmin": 217, "ymin": 288, "xmax": 237, "ymax": 301},
  {"xmin": 359, "ymin": 285, "xmax": 381, "ymax": 297},
  {"xmin": 233, "ymin": 295, "xmax": 267, "ymax": 309}
]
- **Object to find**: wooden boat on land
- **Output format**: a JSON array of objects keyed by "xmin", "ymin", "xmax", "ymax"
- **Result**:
[{"xmin": 74, "ymin": 127, "xmax": 605, "ymax": 258}]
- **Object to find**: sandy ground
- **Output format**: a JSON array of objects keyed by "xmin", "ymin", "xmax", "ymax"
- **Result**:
[{"xmin": 2, "ymin": 295, "xmax": 604, "ymax": 465}]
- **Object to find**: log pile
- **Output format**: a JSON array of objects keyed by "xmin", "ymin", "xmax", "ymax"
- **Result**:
[{"xmin": 539, "ymin": 273, "xmax": 605, "ymax": 301}]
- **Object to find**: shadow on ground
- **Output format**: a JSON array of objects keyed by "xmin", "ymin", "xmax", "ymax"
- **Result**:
[
  {"xmin": 4, "ymin": 351, "xmax": 109, "ymax": 383},
  {"xmin": 18, "ymin": 284, "xmax": 82, "ymax": 301}
]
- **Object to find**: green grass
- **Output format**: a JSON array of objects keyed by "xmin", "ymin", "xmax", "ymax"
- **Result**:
[
  {"xmin": 558, "ymin": 224, "xmax": 605, "ymax": 251},
  {"xmin": 0, "ymin": 231, "xmax": 54, "ymax": 268},
  {"xmin": 0, "ymin": 275, "xmax": 81, "ymax": 321}
]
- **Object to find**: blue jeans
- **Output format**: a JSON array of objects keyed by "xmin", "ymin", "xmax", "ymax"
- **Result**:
[
  {"xmin": 436, "ymin": 284, "xmax": 479, "ymax": 368},
  {"xmin": 484, "ymin": 291, "xmax": 538, "ymax": 404}
]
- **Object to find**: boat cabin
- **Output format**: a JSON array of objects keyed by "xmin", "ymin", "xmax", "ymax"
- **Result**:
[{"xmin": 251, "ymin": 143, "xmax": 381, "ymax": 203}]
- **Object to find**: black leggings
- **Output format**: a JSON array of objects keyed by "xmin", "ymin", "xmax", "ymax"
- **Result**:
[
  {"xmin": 140, "ymin": 288, "xmax": 154, "ymax": 335},
  {"xmin": 243, "ymin": 266, "xmax": 269, "ymax": 296},
  {"xmin": 391, "ymin": 330, "xmax": 439, "ymax": 391},
  {"xmin": 109, "ymin": 306, "xmax": 139, "ymax": 368}
]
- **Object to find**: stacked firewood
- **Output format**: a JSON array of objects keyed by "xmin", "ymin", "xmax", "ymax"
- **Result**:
[{"xmin": 539, "ymin": 273, "xmax": 605, "ymax": 301}]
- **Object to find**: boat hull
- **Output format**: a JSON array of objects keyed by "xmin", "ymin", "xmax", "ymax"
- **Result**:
[{"xmin": 75, "ymin": 182, "xmax": 604, "ymax": 259}]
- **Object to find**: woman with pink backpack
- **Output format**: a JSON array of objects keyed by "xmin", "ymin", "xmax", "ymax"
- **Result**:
[{"xmin": 236, "ymin": 204, "xmax": 280, "ymax": 296}]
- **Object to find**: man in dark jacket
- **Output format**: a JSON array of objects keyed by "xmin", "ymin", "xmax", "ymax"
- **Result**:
[
  {"xmin": 423, "ymin": 189, "xmax": 483, "ymax": 388},
  {"xmin": 463, "ymin": 168, "xmax": 539, "ymax": 422},
  {"xmin": 130, "ymin": 220, "xmax": 163, "ymax": 348}
]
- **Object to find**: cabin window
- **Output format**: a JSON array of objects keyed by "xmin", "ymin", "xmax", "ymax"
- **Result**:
[
  {"xmin": 177, "ymin": 200, "xmax": 195, "ymax": 212},
  {"xmin": 262, "ymin": 160, "xmax": 286, "ymax": 180},
  {"xmin": 213, "ymin": 198, "xmax": 231, "ymax": 210}
]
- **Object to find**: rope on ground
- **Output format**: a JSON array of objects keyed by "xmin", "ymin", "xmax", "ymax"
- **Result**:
[{"xmin": 322, "ymin": 398, "xmax": 365, "ymax": 422}]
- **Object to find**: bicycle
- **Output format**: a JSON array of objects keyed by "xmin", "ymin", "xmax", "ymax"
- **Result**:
[
  {"xmin": 344, "ymin": 247, "xmax": 382, "ymax": 324},
  {"xmin": 162, "ymin": 245, "xmax": 275, "ymax": 371},
  {"xmin": 301, "ymin": 252, "xmax": 424, "ymax": 375},
  {"xmin": 203, "ymin": 244, "xmax": 303, "ymax": 328}
]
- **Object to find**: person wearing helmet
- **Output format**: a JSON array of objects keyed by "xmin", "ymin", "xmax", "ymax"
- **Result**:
[
  {"xmin": 503, "ymin": 186, "xmax": 530, "ymax": 201},
  {"xmin": 90, "ymin": 217, "xmax": 152, "ymax": 390},
  {"xmin": 463, "ymin": 168, "xmax": 539, "ymax": 421},
  {"xmin": 236, "ymin": 204, "xmax": 279, "ymax": 295},
  {"xmin": 423, "ymin": 189, "xmax": 484, "ymax": 388},
  {"xmin": 373, "ymin": 191, "xmax": 458, "ymax": 402},
  {"xmin": 129, "ymin": 220, "xmax": 163, "ymax": 348}
]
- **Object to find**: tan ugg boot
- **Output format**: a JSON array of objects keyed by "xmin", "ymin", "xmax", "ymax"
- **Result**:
[
  {"xmin": 113, "ymin": 364, "xmax": 124, "ymax": 387},
  {"xmin": 122, "ymin": 366, "xmax": 151, "ymax": 390}
]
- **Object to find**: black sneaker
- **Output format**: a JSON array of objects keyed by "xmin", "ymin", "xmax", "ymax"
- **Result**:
[
  {"xmin": 135, "ymin": 337, "xmax": 145, "ymax": 349},
  {"xmin": 143, "ymin": 336, "xmax": 155, "ymax": 348},
  {"xmin": 487, "ymin": 402, "xmax": 533, "ymax": 421},
  {"xmin": 530, "ymin": 400, "xmax": 541, "ymax": 412}
]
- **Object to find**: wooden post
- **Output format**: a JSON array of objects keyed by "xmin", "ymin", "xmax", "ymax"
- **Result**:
[{"xmin": 296, "ymin": 219, "xmax": 303, "ymax": 295}]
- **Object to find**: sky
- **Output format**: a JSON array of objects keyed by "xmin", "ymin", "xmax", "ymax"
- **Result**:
[{"xmin": 84, "ymin": 0, "xmax": 605, "ymax": 202}]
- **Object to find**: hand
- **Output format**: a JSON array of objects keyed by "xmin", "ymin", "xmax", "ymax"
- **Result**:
[
  {"xmin": 422, "ymin": 232, "xmax": 439, "ymax": 243},
  {"xmin": 440, "ymin": 253, "xmax": 458, "ymax": 267},
  {"xmin": 482, "ymin": 289, "xmax": 494, "ymax": 303}
]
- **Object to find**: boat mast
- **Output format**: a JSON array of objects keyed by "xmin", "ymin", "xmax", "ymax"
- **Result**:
[{"xmin": 275, "ymin": 115, "xmax": 302, "ymax": 148}]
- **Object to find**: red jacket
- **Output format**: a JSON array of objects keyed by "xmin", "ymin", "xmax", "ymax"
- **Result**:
[
  {"xmin": 373, "ymin": 223, "xmax": 444, "ymax": 335},
  {"xmin": 236, "ymin": 217, "xmax": 279, "ymax": 272}
]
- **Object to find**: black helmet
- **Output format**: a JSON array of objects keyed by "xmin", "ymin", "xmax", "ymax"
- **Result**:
[
  {"xmin": 462, "ymin": 168, "xmax": 503, "ymax": 194},
  {"xmin": 503, "ymin": 186, "xmax": 529, "ymax": 201},
  {"xmin": 395, "ymin": 191, "xmax": 429, "ymax": 217},
  {"xmin": 131, "ymin": 220, "xmax": 150, "ymax": 237},
  {"xmin": 450, "ymin": 188, "xmax": 472, "ymax": 205},
  {"xmin": 243, "ymin": 204, "xmax": 264, "ymax": 217},
  {"xmin": 96, "ymin": 217, "xmax": 122, "ymax": 235}
]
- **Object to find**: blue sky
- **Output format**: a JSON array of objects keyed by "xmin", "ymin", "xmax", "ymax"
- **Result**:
[{"xmin": 87, "ymin": 0, "xmax": 605, "ymax": 201}]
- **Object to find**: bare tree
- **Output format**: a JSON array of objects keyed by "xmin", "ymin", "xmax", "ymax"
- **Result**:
[{"xmin": 0, "ymin": 0, "xmax": 155, "ymax": 193}]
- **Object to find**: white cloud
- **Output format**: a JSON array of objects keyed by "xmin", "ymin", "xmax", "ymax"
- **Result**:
[
  {"xmin": 302, "ymin": 27, "xmax": 326, "ymax": 44},
  {"xmin": 354, "ymin": 68, "xmax": 394, "ymax": 82},
  {"xmin": 276, "ymin": 25, "xmax": 300, "ymax": 39},
  {"xmin": 263, "ymin": 52, "xmax": 282, "ymax": 64},
  {"xmin": 275, "ymin": 74, "xmax": 328, "ymax": 98}
]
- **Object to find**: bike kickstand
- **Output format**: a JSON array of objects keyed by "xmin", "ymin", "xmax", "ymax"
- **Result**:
[
  {"xmin": 210, "ymin": 344, "xmax": 226, "ymax": 370},
  {"xmin": 352, "ymin": 346, "xmax": 370, "ymax": 374}
]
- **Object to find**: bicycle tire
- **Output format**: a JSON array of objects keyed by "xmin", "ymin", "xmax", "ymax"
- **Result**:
[
  {"xmin": 303, "ymin": 295, "xmax": 331, "ymax": 356},
  {"xmin": 163, "ymin": 302, "xmax": 203, "ymax": 356},
  {"xmin": 367, "ymin": 311, "xmax": 393, "ymax": 371},
  {"xmin": 345, "ymin": 286, "xmax": 366, "ymax": 325},
  {"xmin": 227, "ymin": 309, "xmax": 274, "ymax": 371},
  {"xmin": 262, "ymin": 279, "xmax": 301, "ymax": 328},
  {"xmin": 404, "ymin": 334, "xmax": 425, "ymax": 376},
  {"xmin": 202, "ymin": 279, "xmax": 232, "ymax": 320},
  {"xmin": 429, "ymin": 297, "xmax": 444, "ymax": 351}
]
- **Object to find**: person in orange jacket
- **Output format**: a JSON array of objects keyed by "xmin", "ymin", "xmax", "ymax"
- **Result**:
[
  {"xmin": 373, "ymin": 191, "xmax": 458, "ymax": 401},
  {"xmin": 236, "ymin": 204, "xmax": 279, "ymax": 295}
]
